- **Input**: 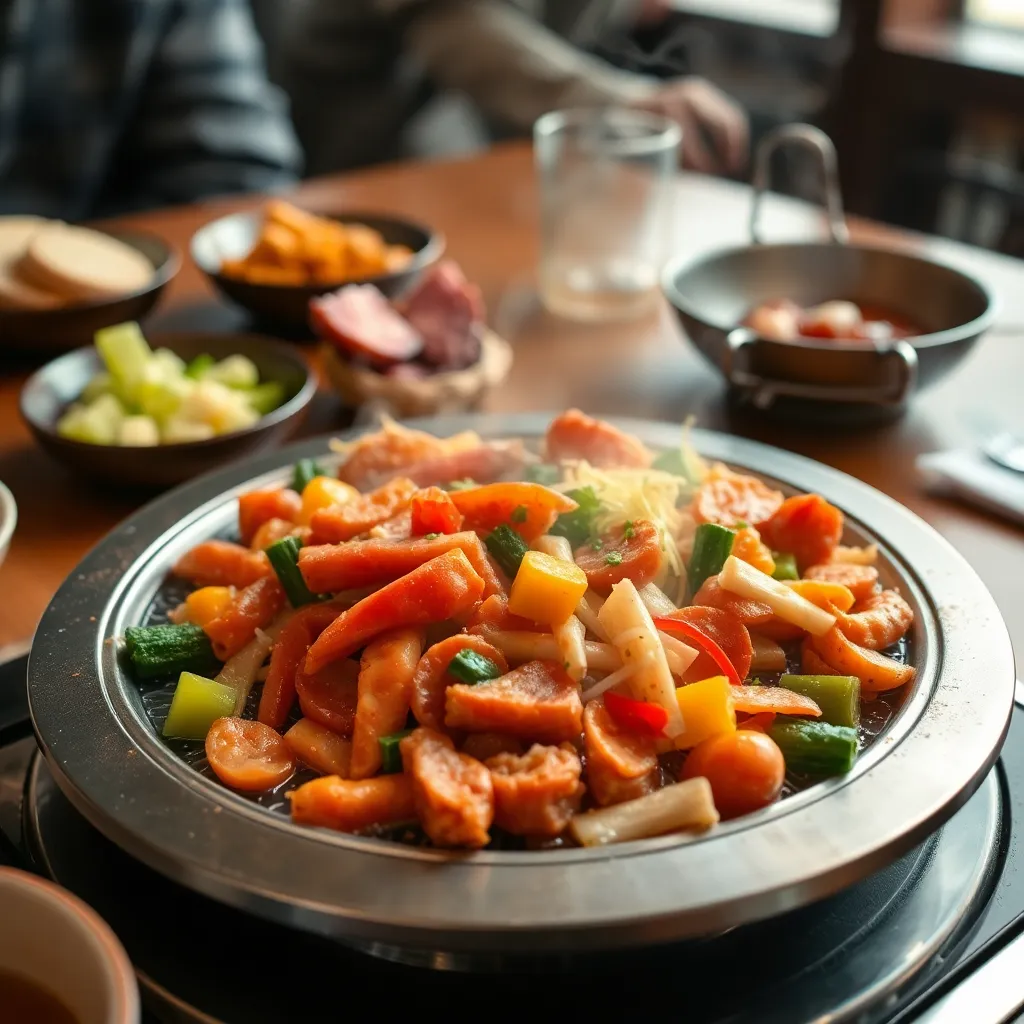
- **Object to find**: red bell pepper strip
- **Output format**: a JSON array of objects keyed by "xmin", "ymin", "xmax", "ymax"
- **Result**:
[
  {"xmin": 602, "ymin": 691, "xmax": 669, "ymax": 738},
  {"xmin": 654, "ymin": 615, "xmax": 743, "ymax": 687}
]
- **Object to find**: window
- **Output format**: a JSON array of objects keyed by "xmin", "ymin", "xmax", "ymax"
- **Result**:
[{"xmin": 965, "ymin": 0, "xmax": 1024, "ymax": 28}]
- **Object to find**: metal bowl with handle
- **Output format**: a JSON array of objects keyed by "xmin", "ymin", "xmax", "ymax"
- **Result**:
[{"xmin": 662, "ymin": 126, "xmax": 995, "ymax": 418}]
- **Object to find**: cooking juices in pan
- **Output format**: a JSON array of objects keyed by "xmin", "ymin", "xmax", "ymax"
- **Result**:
[
  {"xmin": 744, "ymin": 300, "xmax": 922, "ymax": 344},
  {"xmin": 124, "ymin": 411, "xmax": 917, "ymax": 851}
]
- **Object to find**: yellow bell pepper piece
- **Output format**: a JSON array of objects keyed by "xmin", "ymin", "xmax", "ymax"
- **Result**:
[
  {"xmin": 784, "ymin": 579, "xmax": 856, "ymax": 613},
  {"xmin": 508, "ymin": 550, "xmax": 588, "ymax": 627},
  {"xmin": 674, "ymin": 675, "xmax": 736, "ymax": 750},
  {"xmin": 299, "ymin": 476, "xmax": 359, "ymax": 525},
  {"xmin": 181, "ymin": 586, "xmax": 235, "ymax": 628}
]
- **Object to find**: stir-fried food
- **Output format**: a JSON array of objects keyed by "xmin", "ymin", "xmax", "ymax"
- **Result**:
[{"xmin": 125, "ymin": 411, "xmax": 917, "ymax": 850}]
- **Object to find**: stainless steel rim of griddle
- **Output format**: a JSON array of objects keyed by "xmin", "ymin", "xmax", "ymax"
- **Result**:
[{"xmin": 26, "ymin": 413, "xmax": 1016, "ymax": 955}]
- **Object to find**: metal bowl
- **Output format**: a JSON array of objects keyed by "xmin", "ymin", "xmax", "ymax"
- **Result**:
[
  {"xmin": 191, "ymin": 210, "xmax": 445, "ymax": 332},
  {"xmin": 26, "ymin": 413, "xmax": 1014, "ymax": 961},
  {"xmin": 662, "ymin": 127, "xmax": 996, "ymax": 417},
  {"xmin": 0, "ymin": 229, "xmax": 179, "ymax": 358}
]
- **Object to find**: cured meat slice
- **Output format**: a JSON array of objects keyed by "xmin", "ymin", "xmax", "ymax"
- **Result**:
[
  {"xmin": 310, "ymin": 284, "xmax": 422, "ymax": 367},
  {"xmin": 401, "ymin": 261, "xmax": 484, "ymax": 369}
]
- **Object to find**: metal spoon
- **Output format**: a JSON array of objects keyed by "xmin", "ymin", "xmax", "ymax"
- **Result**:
[{"xmin": 983, "ymin": 433, "xmax": 1024, "ymax": 474}]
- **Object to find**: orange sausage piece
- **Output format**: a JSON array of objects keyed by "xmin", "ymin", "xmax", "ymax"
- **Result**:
[
  {"xmin": 203, "ymin": 575, "xmax": 284, "ymax": 661},
  {"xmin": 664, "ymin": 605, "xmax": 753, "ymax": 683},
  {"xmin": 545, "ymin": 409, "xmax": 651, "ymax": 468},
  {"xmin": 304, "ymin": 549, "xmax": 486, "ymax": 674},
  {"xmin": 449, "ymin": 482, "xmax": 578, "ymax": 543},
  {"xmin": 464, "ymin": 593, "xmax": 538, "ymax": 633},
  {"xmin": 730, "ymin": 685, "xmax": 821, "ymax": 717},
  {"xmin": 759, "ymin": 494, "xmax": 844, "ymax": 571},
  {"xmin": 258, "ymin": 603, "xmax": 344, "ymax": 729},
  {"xmin": 808, "ymin": 628, "xmax": 915, "ymax": 693},
  {"xmin": 692, "ymin": 576, "xmax": 775, "ymax": 627},
  {"xmin": 238, "ymin": 488, "xmax": 301, "ymax": 546},
  {"xmin": 692, "ymin": 464, "xmax": 784, "ymax": 528},
  {"xmin": 411, "ymin": 634, "xmax": 509, "ymax": 731},
  {"xmin": 284, "ymin": 719, "xmax": 352, "ymax": 777},
  {"xmin": 731, "ymin": 527, "xmax": 775, "ymax": 575},
  {"xmin": 573, "ymin": 519, "xmax": 662, "ymax": 591},
  {"xmin": 295, "ymin": 658, "xmax": 360, "ymax": 735},
  {"xmin": 400, "ymin": 728, "xmax": 494, "ymax": 848},
  {"xmin": 445, "ymin": 661, "xmax": 583, "ymax": 744},
  {"xmin": 173, "ymin": 540, "xmax": 271, "ymax": 589},
  {"xmin": 299, "ymin": 532, "xmax": 503, "ymax": 598},
  {"xmin": 289, "ymin": 774, "xmax": 416, "ymax": 832},
  {"xmin": 206, "ymin": 718, "xmax": 295, "ymax": 793},
  {"xmin": 349, "ymin": 628, "xmax": 424, "ymax": 779},
  {"xmin": 801, "ymin": 639, "xmax": 840, "ymax": 676},
  {"xmin": 486, "ymin": 743, "xmax": 584, "ymax": 837},
  {"xmin": 308, "ymin": 477, "xmax": 417, "ymax": 544},
  {"xmin": 804, "ymin": 563, "xmax": 880, "ymax": 603},
  {"xmin": 582, "ymin": 699, "xmax": 659, "ymax": 807},
  {"xmin": 835, "ymin": 590, "xmax": 914, "ymax": 650},
  {"xmin": 250, "ymin": 517, "xmax": 300, "ymax": 551},
  {"xmin": 409, "ymin": 487, "xmax": 464, "ymax": 535},
  {"xmin": 462, "ymin": 733, "xmax": 525, "ymax": 761}
]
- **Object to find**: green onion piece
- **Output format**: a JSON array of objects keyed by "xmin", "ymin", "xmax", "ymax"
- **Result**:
[
  {"xmin": 245, "ymin": 381, "xmax": 286, "ymax": 416},
  {"xmin": 485, "ymin": 524, "xmax": 530, "ymax": 578},
  {"xmin": 184, "ymin": 353, "xmax": 215, "ymax": 380},
  {"xmin": 266, "ymin": 536, "xmax": 320, "ymax": 607},
  {"xmin": 623, "ymin": 521, "xmax": 635, "ymax": 540},
  {"xmin": 605, "ymin": 552, "xmax": 623, "ymax": 566},
  {"xmin": 771, "ymin": 552, "xmax": 799, "ymax": 581},
  {"xmin": 292, "ymin": 458, "xmax": 325, "ymax": 493},
  {"xmin": 162, "ymin": 672, "xmax": 236, "ymax": 740},
  {"xmin": 423, "ymin": 532, "xmax": 441, "ymax": 541},
  {"xmin": 524, "ymin": 463, "xmax": 561, "ymax": 485},
  {"xmin": 687, "ymin": 523, "xmax": 736, "ymax": 598},
  {"xmin": 379, "ymin": 730, "xmax": 414, "ymax": 774},
  {"xmin": 510, "ymin": 505, "xmax": 528, "ymax": 524},
  {"xmin": 124, "ymin": 624, "xmax": 220, "ymax": 680},
  {"xmin": 448, "ymin": 648, "xmax": 503, "ymax": 685},
  {"xmin": 769, "ymin": 719, "xmax": 859, "ymax": 776},
  {"xmin": 779, "ymin": 674, "xmax": 860, "ymax": 727},
  {"xmin": 590, "ymin": 538, "xmax": 604, "ymax": 551},
  {"xmin": 550, "ymin": 486, "xmax": 601, "ymax": 548},
  {"xmin": 446, "ymin": 478, "xmax": 478, "ymax": 491}
]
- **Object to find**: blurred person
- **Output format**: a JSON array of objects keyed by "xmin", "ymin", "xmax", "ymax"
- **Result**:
[
  {"xmin": 0, "ymin": 0, "xmax": 301, "ymax": 221},
  {"xmin": 282, "ymin": 0, "xmax": 748, "ymax": 177}
]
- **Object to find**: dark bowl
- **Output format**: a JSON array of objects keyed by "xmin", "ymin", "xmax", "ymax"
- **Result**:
[
  {"xmin": 0, "ymin": 229, "xmax": 180, "ymax": 357},
  {"xmin": 190, "ymin": 210, "xmax": 445, "ymax": 331},
  {"xmin": 20, "ymin": 332, "xmax": 317, "ymax": 490}
]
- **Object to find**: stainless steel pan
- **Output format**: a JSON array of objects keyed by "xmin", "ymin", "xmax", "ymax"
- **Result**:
[{"xmin": 662, "ymin": 126, "xmax": 996, "ymax": 413}]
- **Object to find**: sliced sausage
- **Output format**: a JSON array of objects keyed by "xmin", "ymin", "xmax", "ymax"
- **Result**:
[
  {"xmin": 835, "ymin": 590, "xmax": 913, "ymax": 650},
  {"xmin": 411, "ymin": 634, "xmax": 509, "ymax": 731},
  {"xmin": 486, "ymin": 743, "xmax": 584, "ymax": 837},
  {"xmin": 804, "ymin": 563, "xmax": 880, "ymax": 603},
  {"xmin": 289, "ymin": 775, "xmax": 416, "ymax": 833},
  {"xmin": 582, "ymin": 699, "xmax": 659, "ymax": 807},
  {"xmin": 574, "ymin": 518, "xmax": 662, "ymax": 592},
  {"xmin": 545, "ymin": 409, "xmax": 651, "ymax": 468}
]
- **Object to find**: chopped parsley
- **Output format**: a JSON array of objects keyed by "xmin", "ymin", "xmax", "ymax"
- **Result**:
[
  {"xmin": 605, "ymin": 552, "xmax": 624, "ymax": 566},
  {"xmin": 623, "ymin": 520, "xmax": 635, "ymax": 540},
  {"xmin": 423, "ymin": 533, "xmax": 441, "ymax": 540},
  {"xmin": 734, "ymin": 520, "xmax": 749, "ymax": 530},
  {"xmin": 590, "ymin": 538, "xmax": 604, "ymax": 551},
  {"xmin": 549, "ymin": 486, "xmax": 601, "ymax": 548},
  {"xmin": 510, "ymin": 505, "xmax": 528, "ymax": 524}
]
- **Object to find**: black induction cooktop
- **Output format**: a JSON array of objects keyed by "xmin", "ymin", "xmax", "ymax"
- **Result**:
[{"xmin": 2, "ymin": 649, "xmax": 1022, "ymax": 1024}]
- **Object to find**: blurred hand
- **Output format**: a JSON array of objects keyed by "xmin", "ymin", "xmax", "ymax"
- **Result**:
[{"xmin": 634, "ymin": 77, "xmax": 749, "ymax": 176}]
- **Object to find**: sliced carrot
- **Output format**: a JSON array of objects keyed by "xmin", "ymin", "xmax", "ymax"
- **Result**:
[
  {"xmin": 258, "ymin": 603, "xmax": 344, "ymax": 729},
  {"xmin": 808, "ymin": 627, "xmax": 915, "ymax": 692},
  {"xmin": 731, "ymin": 527, "xmax": 775, "ymax": 575},
  {"xmin": 659, "ymin": 607, "xmax": 753, "ymax": 683},
  {"xmin": 738, "ymin": 712, "xmax": 777, "ymax": 733},
  {"xmin": 731, "ymin": 685, "xmax": 821, "ymax": 717},
  {"xmin": 349, "ymin": 628, "xmax": 424, "ymax": 779},
  {"xmin": 411, "ymin": 634, "xmax": 509, "ymax": 731},
  {"xmin": 544, "ymin": 409, "xmax": 651, "ymax": 468},
  {"xmin": 410, "ymin": 487, "xmax": 463, "ymax": 535},
  {"xmin": 308, "ymin": 477, "xmax": 418, "ymax": 544},
  {"xmin": 206, "ymin": 717, "xmax": 295, "ymax": 793},
  {"xmin": 289, "ymin": 774, "xmax": 416, "ymax": 832},
  {"xmin": 804, "ymin": 562, "xmax": 880, "ymax": 602},
  {"xmin": 573, "ymin": 518, "xmax": 662, "ymax": 591},
  {"xmin": 449, "ymin": 482, "xmax": 578, "ymax": 543},
  {"xmin": 250, "ymin": 517, "xmax": 298, "ymax": 551},
  {"xmin": 464, "ymin": 593, "xmax": 539, "ymax": 633},
  {"xmin": 203, "ymin": 575, "xmax": 285, "ymax": 661},
  {"xmin": 692, "ymin": 464, "xmax": 783, "ymax": 528},
  {"xmin": 801, "ymin": 640, "xmax": 839, "ymax": 676},
  {"xmin": 238, "ymin": 488, "xmax": 302, "ymax": 546},
  {"xmin": 759, "ymin": 494, "xmax": 844, "ymax": 571},
  {"xmin": 298, "ymin": 531, "xmax": 503, "ymax": 598},
  {"xmin": 786, "ymin": 579, "xmax": 856, "ymax": 613},
  {"xmin": 835, "ymin": 590, "xmax": 914, "ymax": 650},
  {"xmin": 172, "ymin": 540, "xmax": 270, "ymax": 589},
  {"xmin": 304, "ymin": 549, "xmax": 486, "ymax": 674},
  {"xmin": 582, "ymin": 699, "xmax": 659, "ymax": 807},
  {"xmin": 691, "ymin": 576, "xmax": 774, "ymax": 627},
  {"xmin": 284, "ymin": 719, "xmax": 352, "ymax": 777},
  {"xmin": 295, "ymin": 658, "xmax": 360, "ymax": 735}
]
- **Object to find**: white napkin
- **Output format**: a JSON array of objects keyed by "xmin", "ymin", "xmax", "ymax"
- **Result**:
[{"xmin": 917, "ymin": 449, "xmax": 1024, "ymax": 526}]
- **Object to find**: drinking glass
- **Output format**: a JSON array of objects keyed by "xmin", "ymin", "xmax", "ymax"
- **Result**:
[{"xmin": 534, "ymin": 107, "xmax": 680, "ymax": 322}]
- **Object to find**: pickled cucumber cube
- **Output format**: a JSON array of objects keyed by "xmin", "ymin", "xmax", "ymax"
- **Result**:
[
  {"xmin": 184, "ymin": 354, "xmax": 215, "ymax": 380},
  {"xmin": 136, "ymin": 365, "xmax": 193, "ymax": 420},
  {"xmin": 94, "ymin": 322, "xmax": 152, "ymax": 401},
  {"xmin": 81, "ymin": 371, "xmax": 115, "ymax": 404},
  {"xmin": 57, "ymin": 393, "xmax": 125, "ymax": 445},
  {"xmin": 245, "ymin": 381, "xmax": 285, "ymax": 415},
  {"xmin": 178, "ymin": 380, "xmax": 259, "ymax": 434},
  {"xmin": 162, "ymin": 672, "xmax": 237, "ymax": 740},
  {"xmin": 161, "ymin": 417, "xmax": 217, "ymax": 444},
  {"xmin": 118, "ymin": 415, "xmax": 160, "ymax": 447},
  {"xmin": 206, "ymin": 354, "xmax": 259, "ymax": 390}
]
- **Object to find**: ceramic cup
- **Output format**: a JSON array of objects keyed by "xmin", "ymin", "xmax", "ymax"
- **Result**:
[{"xmin": 0, "ymin": 867, "xmax": 139, "ymax": 1024}]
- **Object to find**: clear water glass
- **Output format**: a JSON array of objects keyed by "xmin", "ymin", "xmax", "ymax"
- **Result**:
[{"xmin": 534, "ymin": 108, "xmax": 680, "ymax": 322}]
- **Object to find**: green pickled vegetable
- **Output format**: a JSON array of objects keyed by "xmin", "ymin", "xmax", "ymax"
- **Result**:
[
  {"xmin": 549, "ymin": 486, "xmax": 601, "ymax": 548},
  {"xmin": 485, "ymin": 524, "xmax": 530, "ymax": 578},
  {"xmin": 772, "ymin": 552, "xmax": 799, "ymax": 581},
  {"xmin": 266, "ymin": 536, "xmax": 320, "ymax": 607},
  {"xmin": 780, "ymin": 674, "xmax": 860, "ymax": 727},
  {"xmin": 687, "ymin": 523, "xmax": 736, "ymax": 597},
  {"xmin": 124, "ymin": 624, "xmax": 219, "ymax": 680},
  {"xmin": 379, "ymin": 730, "xmax": 414, "ymax": 774},
  {"xmin": 770, "ymin": 719, "xmax": 859, "ymax": 776},
  {"xmin": 162, "ymin": 672, "xmax": 237, "ymax": 740},
  {"xmin": 524, "ymin": 463, "xmax": 561, "ymax": 485},
  {"xmin": 448, "ymin": 649, "xmax": 503, "ymax": 686},
  {"xmin": 56, "ymin": 393, "xmax": 126, "ymax": 445},
  {"xmin": 206, "ymin": 354, "xmax": 260, "ymax": 390},
  {"xmin": 245, "ymin": 381, "xmax": 286, "ymax": 415},
  {"xmin": 95, "ymin": 322, "xmax": 152, "ymax": 399},
  {"xmin": 446, "ymin": 479, "xmax": 478, "ymax": 491},
  {"xmin": 184, "ymin": 354, "xmax": 216, "ymax": 380}
]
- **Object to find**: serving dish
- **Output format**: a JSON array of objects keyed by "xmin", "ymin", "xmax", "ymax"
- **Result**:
[
  {"xmin": 20, "ymin": 332, "xmax": 316, "ymax": 490},
  {"xmin": 0, "ymin": 229, "xmax": 179, "ymax": 357},
  {"xmin": 26, "ymin": 413, "xmax": 1014, "ymax": 961},
  {"xmin": 191, "ymin": 210, "xmax": 445, "ymax": 331},
  {"xmin": 662, "ymin": 126, "xmax": 995, "ymax": 420}
]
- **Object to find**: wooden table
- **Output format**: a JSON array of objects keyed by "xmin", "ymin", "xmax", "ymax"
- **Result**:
[{"xmin": 1, "ymin": 142, "xmax": 1022, "ymax": 668}]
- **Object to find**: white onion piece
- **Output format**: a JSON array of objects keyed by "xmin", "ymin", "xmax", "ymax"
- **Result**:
[
  {"xmin": 639, "ymin": 582, "xmax": 677, "ymax": 618},
  {"xmin": 554, "ymin": 615, "xmax": 587, "ymax": 683},
  {"xmin": 475, "ymin": 627, "xmax": 622, "ymax": 673},
  {"xmin": 580, "ymin": 662, "xmax": 639, "ymax": 703},
  {"xmin": 718, "ymin": 557, "xmax": 836, "ymax": 636},
  {"xmin": 218, "ymin": 614, "xmax": 288, "ymax": 716}
]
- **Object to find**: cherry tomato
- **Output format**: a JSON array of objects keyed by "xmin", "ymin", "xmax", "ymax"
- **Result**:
[
  {"xmin": 682, "ymin": 730, "xmax": 785, "ymax": 819},
  {"xmin": 205, "ymin": 717, "xmax": 295, "ymax": 793}
]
